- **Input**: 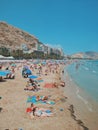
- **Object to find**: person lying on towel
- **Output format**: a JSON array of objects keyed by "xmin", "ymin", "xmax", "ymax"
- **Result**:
[
  {"xmin": 32, "ymin": 107, "xmax": 53, "ymax": 117},
  {"xmin": 26, "ymin": 103, "xmax": 53, "ymax": 118},
  {"xmin": 24, "ymin": 79, "xmax": 39, "ymax": 91},
  {"xmin": 36, "ymin": 95, "xmax": 48, "ymax": 102}
]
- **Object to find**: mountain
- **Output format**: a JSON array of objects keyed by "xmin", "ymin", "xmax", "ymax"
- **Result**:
[
  {"xmin": 0, "ymin": 21, "xmax": 39, "ymax": 50},
  {"xmin": 71, "ymin": 52, "xmax": 84, "ymax": 58},
  {"xmin": 0, "ymin": 21, "xmax": 97, "ymax": 60},
  {"xmin": 84, "ymin": 51, "xmax": 98, "ymax": 59},
  {"xmin": 71, "ymin": 51, "xmax": 98, "ymax": 59}
]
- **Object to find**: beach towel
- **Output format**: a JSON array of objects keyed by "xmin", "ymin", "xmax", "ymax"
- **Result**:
[
  {"xmin": 45, "ymin": 110, "xmax": 51, "ymax": 113},
  {"xmin": 35, "ymin": 79, "xmax": 44, "ymax": 83},
  {"xmin": 37, "ymin": 78, "xmax": 42, "ymax": 80},
  {"xmin": 44, "ymin": 83, "xmax": 54, "ymax": 88},
  {"xmin": 26, "ymin": 107, "xmax": 32, "ymax": 113},
  {"xmin": 27, "ymin": 96, "xmax": 55, "ymax": 105},
  {"xmin": 27, "ymin": 96, "xmax": 46, "ymax": 104},
  {"xmin": 46, "ymin": 101, "xmax": 55, "ymax": 105},
  {"xmin": 35, "ymin": 77, "xmax": 43, "ymax": 82},
  {"xmin": 28, "ymin": 75, "xmax": 38, "ymax": 79},
  {"xmin": 27, "ymin": 96, "xmax": 36, "ymax": 103}
]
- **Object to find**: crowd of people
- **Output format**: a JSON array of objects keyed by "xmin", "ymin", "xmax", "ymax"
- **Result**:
[
  {"xmin": 23, "ymin": 61, "xmax": 66, "ymax": 119},
  {"xmin": 0, "ymin": 60, "xmax": 66, "ymax": 119},
  {"xmin": 0, "ymin": 63, "xmax": 16, "ymax": 81}
]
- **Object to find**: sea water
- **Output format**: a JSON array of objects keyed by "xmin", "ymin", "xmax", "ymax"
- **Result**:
[{"xmin": 66, "ymin": 60, "xmax": 98, "ymax": 103}]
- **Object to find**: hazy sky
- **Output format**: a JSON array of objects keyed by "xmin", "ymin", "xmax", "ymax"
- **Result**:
[{"xmin": 0, "ymin": 0, "xmax": 98, "ymax": 54}]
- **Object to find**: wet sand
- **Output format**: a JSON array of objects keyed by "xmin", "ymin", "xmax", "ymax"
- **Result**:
[{"xmin": 62, "ymin": 70, "xmax": 98, "ymax": 130}]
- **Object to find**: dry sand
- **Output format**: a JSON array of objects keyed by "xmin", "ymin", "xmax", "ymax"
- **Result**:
[{"xmin": 0, "ymin": 63, "xmax": 86, "ymax": 130}]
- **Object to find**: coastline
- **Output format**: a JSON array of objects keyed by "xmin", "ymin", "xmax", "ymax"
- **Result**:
[{"xmin": 62, "ymin": 68, "xmax": 98, "ymax": 130}]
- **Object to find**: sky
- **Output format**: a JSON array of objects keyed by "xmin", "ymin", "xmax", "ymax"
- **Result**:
[{"xmin": 0, "ymin": 0, "xmax": 98, "ymax": 55}]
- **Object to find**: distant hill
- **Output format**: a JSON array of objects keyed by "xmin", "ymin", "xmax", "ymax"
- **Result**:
[
  {"xmin": 0, "ymin": 21, "xmax": 97, "ymax": 60},
  {"xmin": 71, "ymin": 51, "xmax": 98, "ymax": 59},
  {"xmin": 84, "ymin": 51, "xmax": 98, "ymax": 59},
  {"xmin": 0, "ymin": 21, "xmax": 39, "ymax": 50}
]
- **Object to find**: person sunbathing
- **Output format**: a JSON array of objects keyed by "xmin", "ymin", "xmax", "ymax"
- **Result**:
[
  {"xmin": 29, "ymin": 79, "xmax": 39, "ymax": 91},
  {"xmin": 24, "ymin": 85, "xmax": 35, "ymax": 91},
  {"xmin": 24, "ymin": 80, "xmax": 39, "ymax": 91},
  {"xmin": 32, "ymin": 107, "xmax": 53, "ymax": 117},
  {"xmin": 36, "ymin": 96, "xmax": 48, "ymax": 102},
  {"xmin": 26, "ymin": 104, "xmax": 53, "ymax": 119},
  {"xmin": 24, "ymin": 81, "xmax": 35, "ymax": 91}
]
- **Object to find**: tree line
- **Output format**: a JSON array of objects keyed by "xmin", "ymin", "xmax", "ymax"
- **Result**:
[{"xmin": 0, "ymin": 46, "xmax": 64, "ymax": 60}]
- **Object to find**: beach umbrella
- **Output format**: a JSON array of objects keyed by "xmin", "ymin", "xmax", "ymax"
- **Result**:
[
  {"xmin": 25, "ymin": 69, "xmax": 32, "ymax": 75},
  {"xmin": 28, "ymin": 75, "xmax": 38, "ymax": 79}
]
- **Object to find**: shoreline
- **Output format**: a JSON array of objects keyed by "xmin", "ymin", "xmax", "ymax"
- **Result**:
[{"xmin": 62, "ymin": 69, "xmax": 98, "ymax": 130}]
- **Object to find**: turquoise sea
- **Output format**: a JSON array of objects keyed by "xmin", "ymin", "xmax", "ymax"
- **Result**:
[{"xmin": 66, "ymin": 60, "xmax": 98, "ymax": 103}]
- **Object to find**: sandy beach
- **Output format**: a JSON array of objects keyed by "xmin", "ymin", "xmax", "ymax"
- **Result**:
[{"xmin": 0, "ymin": 61, "xmax": 96, "ymax": 130}]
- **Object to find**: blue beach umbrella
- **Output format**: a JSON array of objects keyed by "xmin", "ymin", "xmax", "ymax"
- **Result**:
[
  {"xmin": 28, "ymin": 75, "xmax": 38, "ymax": 79},
  {"xmin": 25, "ymin": 69, "xmax": 32, "ymax": 75}
]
